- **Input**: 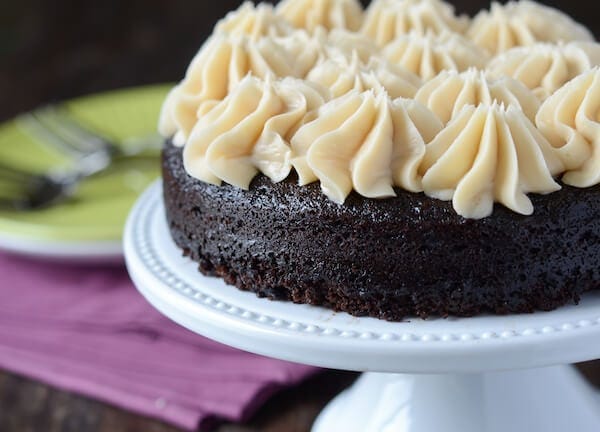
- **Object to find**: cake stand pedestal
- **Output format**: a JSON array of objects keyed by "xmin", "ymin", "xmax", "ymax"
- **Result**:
[{"xmin": 125, "ymin": 182, "xmax": 600, "ymax": 432}]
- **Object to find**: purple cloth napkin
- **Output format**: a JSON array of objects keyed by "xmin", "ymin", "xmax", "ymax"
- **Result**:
[{"xmin": 0, "ymin": 253, "xmax": 318, "ymax": 430}]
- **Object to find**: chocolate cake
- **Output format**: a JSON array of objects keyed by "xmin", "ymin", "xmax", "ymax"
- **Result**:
[
  {"xmin": 163, "ymin": 141, "xmax": 600, "ymax": 320},
  {"xmin": 158, "ymin": 0, "xmax": 600, "ymax": 320}
]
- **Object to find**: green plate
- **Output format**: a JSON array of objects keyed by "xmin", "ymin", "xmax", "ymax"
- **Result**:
[{"xmin": 0, "ymin": 84, "xmax": 171, "ymax": 260}]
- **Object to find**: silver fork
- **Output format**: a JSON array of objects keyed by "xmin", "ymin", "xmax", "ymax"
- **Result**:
[
  {"xmin": 18, "ymin": 105, "xmax": 162, "ymax": 160},
  {"xmin": 0, "ymin": 162, "xmax": 79, "ymax": 210},
  {"xmin": 0, "ymin": 106, "xmax": 160, "ymax": 211}
]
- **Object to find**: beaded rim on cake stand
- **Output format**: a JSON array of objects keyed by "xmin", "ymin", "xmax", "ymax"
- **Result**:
[{"xmin": 124, "ymin": 181, "xmax": 600, "ymax": 432}]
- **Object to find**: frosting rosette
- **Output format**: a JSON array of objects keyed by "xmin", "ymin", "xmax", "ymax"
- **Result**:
[
  {"xmin": 183, "ymin": 75, "xmax": 329, "ymax": 189},
  {"xmin": 536, "ymin": 68, "xmax": 600, "ymax": 188},
  {"xmin": 468, "ymin": 1, "xmax": 594, "ymax": 56},
  {"xmin": 215, "ymin": 1, "xmax": 293, "ymax": 39},
  {"xmin": 487, "ymin": 42, "xmax": 600, "ymax": 100},
  {"xmin": 361, "ymin": 0, "xmax": 469, "ymax": 47},
  {"xmin": 158, "ymin": 32, "xmax": 322, "ymax": 145},
  {"xmin": 307, "ymin": 52, "xmax": 422, "ymax": 99},
  {"xmin": 316, "ymin": 28, "xmax": 379, "ymax": 63},
  {"xmin": 382, "ymin": 30, "xmax": 488, "ymax": 81},
  {"xmin": 419, "ymin": 103, "xmax": 563, "ymax": 219},
  {"xmin": 415, "ymin": 68, "xmax": 539, "ymax": 123},
  {"xmin": 291, "ymin": 89, "xmax": 443, "ymax": 203},
  {"xmin": 276, "ymin": 0, "xmax": 364, "ymax": 32}
]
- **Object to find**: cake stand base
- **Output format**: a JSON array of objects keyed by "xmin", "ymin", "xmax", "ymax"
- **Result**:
[{"xmin": 314, "ymin": 365, "xmax": 600, "ymax": 432}]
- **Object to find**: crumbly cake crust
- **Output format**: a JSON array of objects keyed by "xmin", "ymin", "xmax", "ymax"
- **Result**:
[{"xmin": 162, "ymin": 141, "xmax": 600, "ymax": 320}]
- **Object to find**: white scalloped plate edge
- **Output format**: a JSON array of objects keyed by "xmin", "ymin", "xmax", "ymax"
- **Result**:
[{"xmin": 124, "ymin": 181, "xmax": 600, "ymax": 373}]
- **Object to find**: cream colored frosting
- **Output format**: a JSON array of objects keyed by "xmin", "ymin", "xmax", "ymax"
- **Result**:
[
  {"xmin": 487, "ymin": 42, "xmax": 600, "ymax": 100},
  {"xmin": 382, "ymin": 30, "xmax": 488, "ymax": 81},
  {"xmin": 361, "ymin": 0, "xmax": 469, "ymax": 47},
  {"xmin": 420, "ymin": 103, "xmax": 563, "ymax": 219},
  {"xmin": 536, "ymin": 68, "xmax": 600, "ymax": 188},
  {"xmin": 159, "ymin": 0, "xmax": 600, "ymax": 219},
  {"xmin": 158, "ymin": 32, "xmax": 322, "ymax": 145},
  {"xmin": 415, "ymin": 68, "xmax": 539, "ymax": 123},
  {"xmin": 276, "ymin": 0, "xmax": 364, "ymax": 32},
  {"xmin": 317, "ymin": 28, "xmax": 379, "ymax": 63},
  {"xmin": 291, "ymin": 90, "xmax": 443, "ymax": 203},
  {"xmin": 215, "ymin": 1, "xmax": 293, "ymax": 39},
  {"xmin": 307, "ymin": 52, "xmax": 422, "ymax": 99},
  {"xmin": 269, "ymin": 32, "xmax": 326, "ymax": 78},
  {"xmin": 183, "ymin": 75, "xmax": 329, "ymax": 189},
  {"xmin": 468, "ymin": 1, "xmax": 594, "ymax": 56}
]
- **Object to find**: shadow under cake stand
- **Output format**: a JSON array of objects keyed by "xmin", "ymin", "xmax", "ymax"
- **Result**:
[{"xmin": 124, "ymin": 182, "xmax": 600, "ymax": 432}]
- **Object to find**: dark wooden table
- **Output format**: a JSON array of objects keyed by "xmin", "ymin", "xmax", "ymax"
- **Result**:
[
  {"xmin": 1, "ymin": 1, "xmax": 599, "ymax": 431},
  {"xmin": 0, "ymin": 370, "xmax": 358, "ymax": 432},
  {"xmin": 0, "ymin": 365, "xmax": 598, "ymax": 432}
]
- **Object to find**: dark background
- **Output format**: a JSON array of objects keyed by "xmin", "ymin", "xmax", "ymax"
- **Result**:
[
  {"xmin": 1, "ymin": 0, "xmax": 598, "ymax": 123},
  {"xmin": 0, "ymin": 1, "xmax": 599, "ymax": 431}
]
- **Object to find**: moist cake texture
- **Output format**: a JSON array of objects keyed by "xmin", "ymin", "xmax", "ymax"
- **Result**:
[{"xmin": 163, "ymin": 141, "xmax": 600, "ymax": 320}]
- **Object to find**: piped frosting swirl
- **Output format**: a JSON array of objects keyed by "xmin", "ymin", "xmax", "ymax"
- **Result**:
[
  {"xmin": 276, "ymin": 0, "xmax": 364, "ymax": 32},
  {"xmin": 291, "ymin": 90, "xmax": 443, "ymax": 203},
  {"xmin": 468, "ymin": 1, "xmax": 594, "ymax": 56},
  {"xmin": 215, "ymin": 1, "xmax": 293, "ymax": 39},
  {"xmin": 487, "ymin": 42, "xmax": 600, "ymax": 100},
  {"xmin": 184, "ymin": 75, "xmax": 329, "ymax": 190},
  {"xmin": 158, "ymin": 32, "xmax": 322, "ymax": 145},
  {"xmin": 361, "ymin": 0, "xmax": 469, "ymax": 47},
  {"xmin": 382, "ymin": 31, "xmax": 488, "ymax": 81},
  {"xmin": 536, "ymin": 67, "xmax": 600, "ymax": 187},
  {"xmin": 316, "ymin": 28, "xmax": 379, "ymax": 63},
  {"xmin": 415, "ymin": 68, "xmax": 539, "ymax": 123},
  {"xmin": 420, "ymin": 103, "xmax": 563, "ymax": 218},
  {"xmin": 307, "ymin": 53, "xmax": 422, "ymax": 99}
]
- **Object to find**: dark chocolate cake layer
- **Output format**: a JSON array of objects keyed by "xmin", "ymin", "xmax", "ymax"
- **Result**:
[{"xmin": 162, "ymin": 141, "xmax": 600, "ymax": 320}]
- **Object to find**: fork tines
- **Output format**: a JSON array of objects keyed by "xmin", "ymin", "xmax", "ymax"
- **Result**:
[{"xmin": 16, "ymin": 106, "xmax": 117, "ymax": 159}]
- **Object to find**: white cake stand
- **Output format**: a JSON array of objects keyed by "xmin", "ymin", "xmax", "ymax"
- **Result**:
[{"xmin": 124, "ymin": 182, "xmax": 600, "ymax": 432}]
